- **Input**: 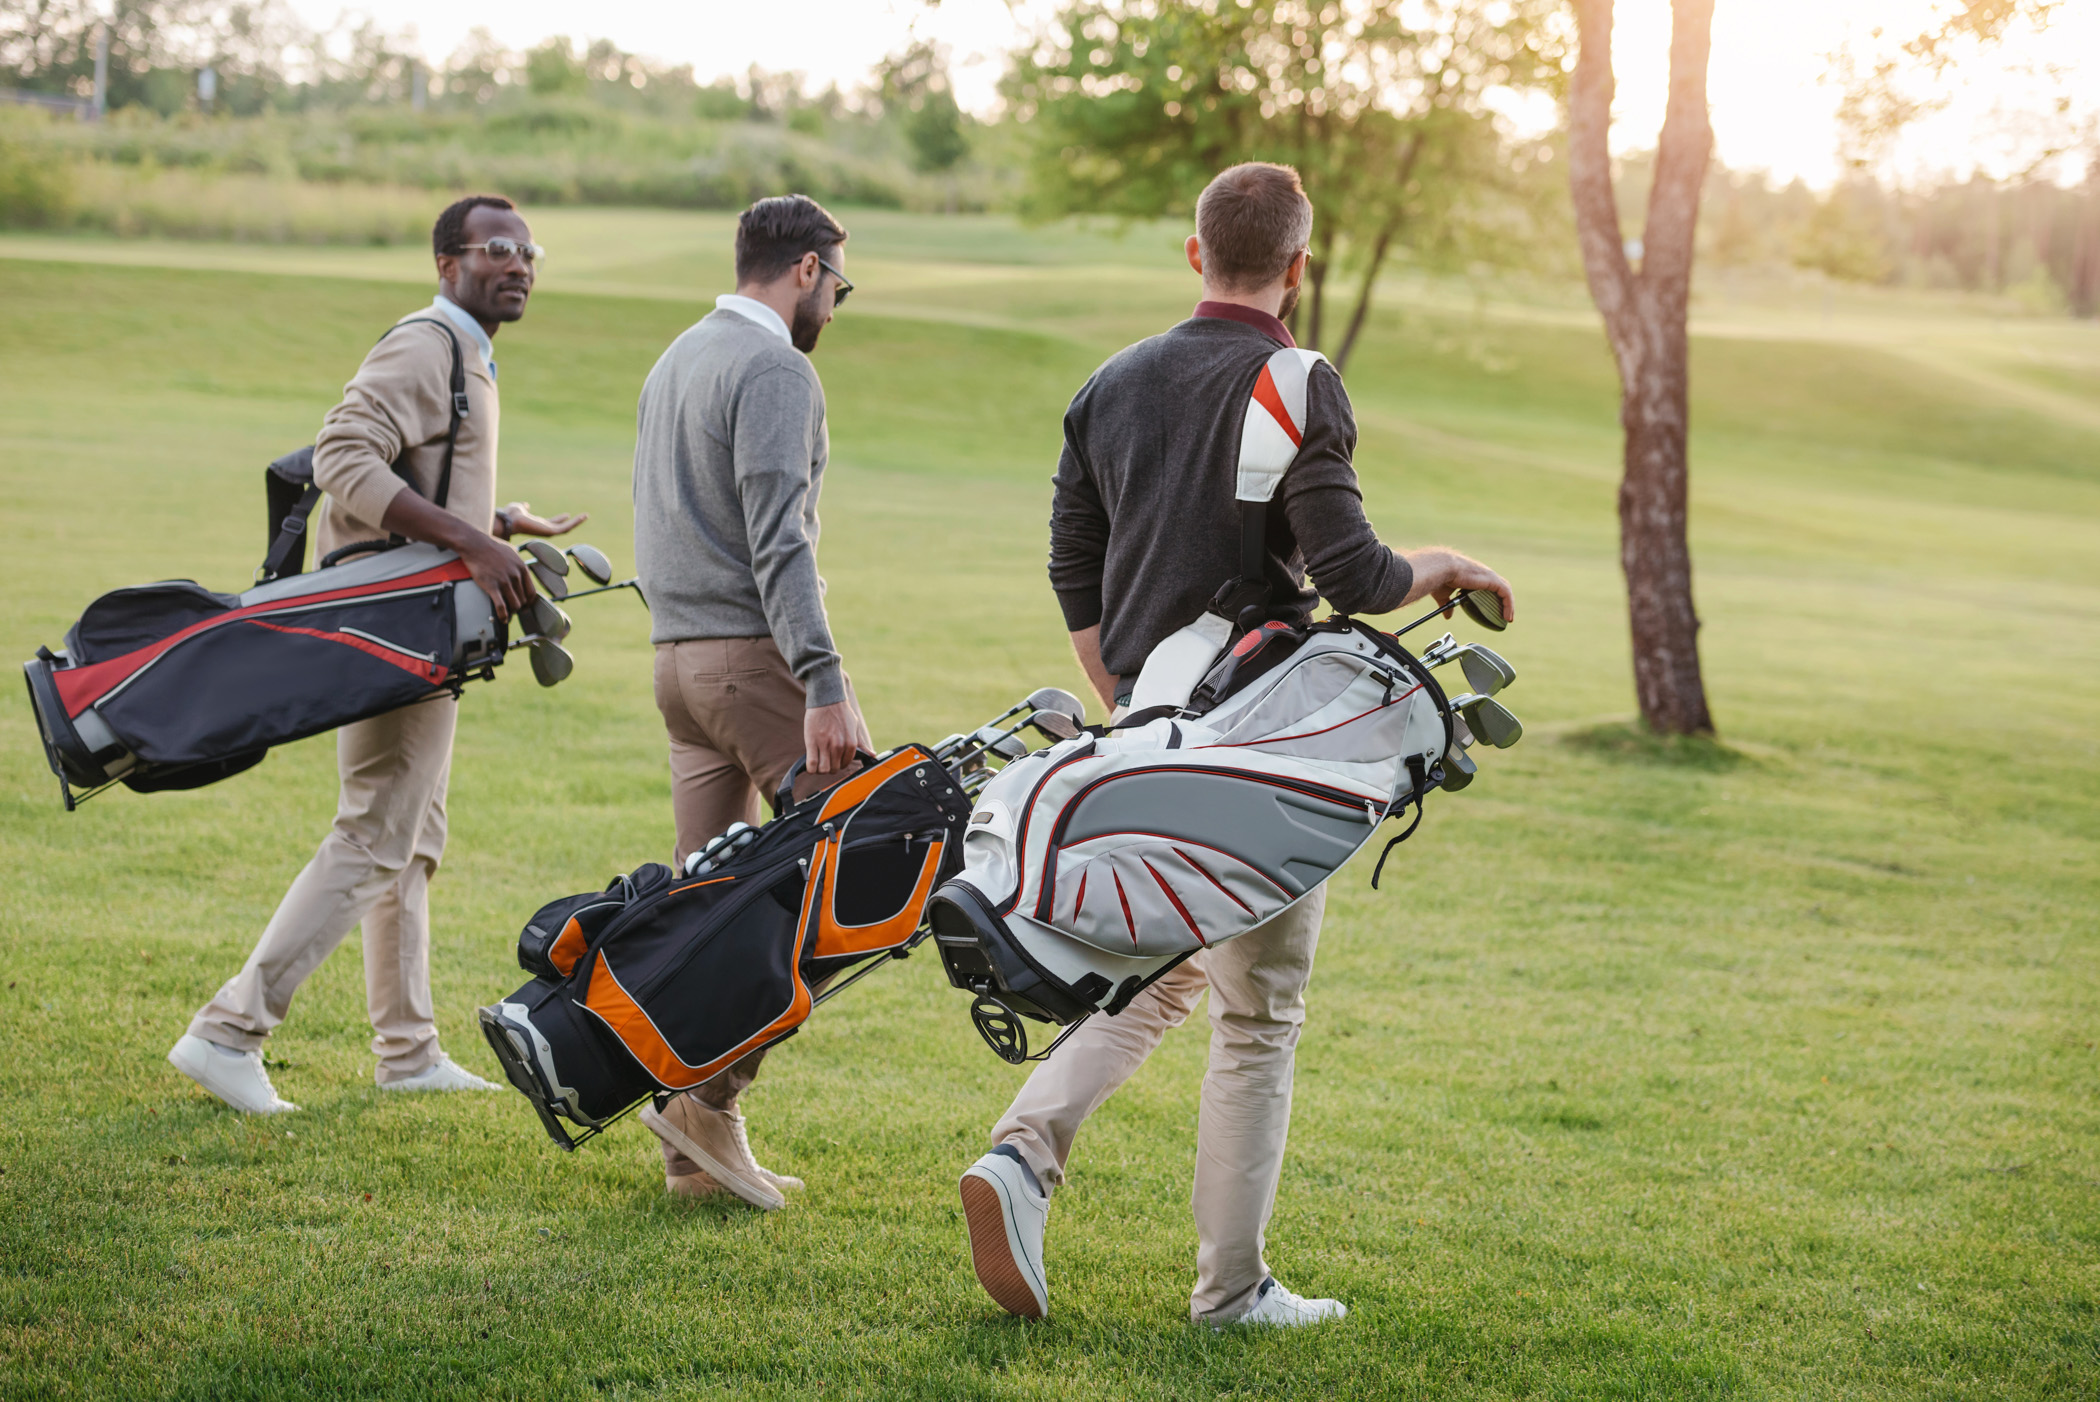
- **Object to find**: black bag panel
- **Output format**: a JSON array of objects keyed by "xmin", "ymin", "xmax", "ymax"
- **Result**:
[
  {"xmin": 98, "ymin": 591, "xmax": 457, "ymax": 765},
  {"xmin": 517, "ymin": 889, "xmax": 622, "ymax": 979},
  {"xmin": 65, "ymin": 582, "xmax": 240, "ymax": 664},
  {"xmin": 488, "ymin": 975, "xmax": 656, "ymax": 1128},
  {"xmin": 581, "ymin": 866, "xmax": 806, "ymax": 1076},
  {"xmin": 833, "ymin": 833, "xmax": 936, "ymax": 928},
  {"xmin": 120, "ymin": 749, "xmax": 268, "ymax": 793}
]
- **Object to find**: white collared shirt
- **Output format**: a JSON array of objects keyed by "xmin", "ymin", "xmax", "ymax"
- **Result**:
[
  {"xmin": 430, "ymin": 295, "xmax": 498, "ymax": 379},
  {"xmin": 714, "ymin": 293, "xmax": 793, "ymax": 345}
]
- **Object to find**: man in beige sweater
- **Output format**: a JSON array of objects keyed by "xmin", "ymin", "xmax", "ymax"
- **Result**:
[{"xmin": 169, "ymin": 195, "xmax": 586, "ymax": 1114}]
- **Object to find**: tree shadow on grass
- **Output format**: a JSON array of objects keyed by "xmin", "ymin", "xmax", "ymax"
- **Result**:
[{"xmin": 1558, "ymin": 720, "xmax": 1751, "ymax": 772}]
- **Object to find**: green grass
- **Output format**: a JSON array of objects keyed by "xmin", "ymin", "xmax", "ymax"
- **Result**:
[{"xmin": 1, "ymin": 211, "xmax": 2096, "ymax": 1399}]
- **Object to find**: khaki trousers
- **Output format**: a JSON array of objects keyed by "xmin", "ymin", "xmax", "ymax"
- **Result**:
[
  {"xmin": 651, "ymin": 637, "xmax": 850, "ymax": 1174},
  {"xmin": 187, "ymin": 697, "xmax": 455, "ymax": 1083},
  {"xmin": 990, "ymin": 886, "xmax": 1326, "ymax": 1322}
]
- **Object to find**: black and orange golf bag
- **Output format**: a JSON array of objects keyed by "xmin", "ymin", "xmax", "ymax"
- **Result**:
[{"xmin": 479, "ymin": 745, "xmax": 972, "ymax": 1149}]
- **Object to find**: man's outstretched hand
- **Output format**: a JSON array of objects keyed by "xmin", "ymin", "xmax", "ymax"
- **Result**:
[
  {"xmin": 499, "ymin": 501, "xmax": 589, "ymax": 538},
  {"xmin": 1400, "ymin": 547, "xmax": 1516, "ymax": 627},
  {"xmin": 805, "ymin": 698, "xmax": 875, "ymax": 776}
]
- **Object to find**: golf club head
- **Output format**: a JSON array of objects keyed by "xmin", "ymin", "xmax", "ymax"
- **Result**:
[
  {"xmin": 1457, "ymin": 643, "xmax": 1516, "ymax": 697},
  {"xmin": 973, "ymin": 726, "xmax": 1029, "ymax": 762},
  {"xmin": 1440, "ymin": 741, "xmax": 1478, "ymax": 792},
  {"xmin": 566, "ymin": 543, "xmax": 614, "ymax": 587},
  {"xmin": 1452, "ymin": 693, "xmax": 1523, "ymax": 749},
  {"xmin": 1458, "ymin": 589, "xmax": 1507, "ymax": 632},
  {"xmin": 1024, "ymin": 687, "xmax": 1087, "ymax": 724},
  {"xmin": 528, "ymin": 639, "xmax": 575, "ymax": 688},
  {"xmin": 1026, "ymin": 709, "xmax": 1081, "ymax": 742},
  {"xmin": 526, "ymin": 559, "xmax": 570, "ymax": 601},
  {"xmin": 521, "ymin": 539, "xmax": 569, "ymax": 576},
  {"xmin": 1419, "ymin": 633, "xmax": 1459, "ymax": 666},
  {"xmin": 523, "ymin": 597, "xmax": 572, "ymax": 644}
]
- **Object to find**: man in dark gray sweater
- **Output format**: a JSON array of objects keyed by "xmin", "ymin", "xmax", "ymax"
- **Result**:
[
  {"xmin": 959, "ymin": 163, "xmax": 1512, "ymax": 1327},
  {"xmin": 630, "ymin": 194, "xmax": 872, "ymax": 1211}
]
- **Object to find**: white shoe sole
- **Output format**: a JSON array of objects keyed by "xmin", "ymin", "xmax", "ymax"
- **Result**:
[
  {"xmin": 167, "ymin": 1038, "xmax": 296, "ymax": 1115},
  {"xmin": 639, "ymin": 1105, "xmax": 785, "ymax": 1211},
  {"xmin": 960, "ymin": 1165, "xmax": 1048, "ymax": 1319}
]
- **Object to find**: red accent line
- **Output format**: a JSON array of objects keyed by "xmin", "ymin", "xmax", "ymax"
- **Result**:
[
  {"xmin": 1112, "ymin": 870, "xmax": 1136, "ymax": 945},
  {"xmin": 1142, "ymin": 858, "xmax": 1207, "ymax": 946},
  {"xmin": 1073, "ymin": 867, "xmax": 1088, "ymax": 920},
  {"xmin": 1200, "ymin": 684, "xmax": 1425, "ymax": 749},
  {"xmin": 1060, "ymin": 832, "xmax": 1292, "ymax": 899},
  {"xmin": 245, "ymin": 619, "xmax": 446, "ymax": 685},
  {"xmin": 1250, "ymin": 365, "xmax": 1302, "ymax": 446},
  {"xmin": 1176, "ymin": 847, "xmax": 1253, "ymax": 915},
  {"xmin": 53, "ymin": 560, "xmax": 470, "ymax": 717}
]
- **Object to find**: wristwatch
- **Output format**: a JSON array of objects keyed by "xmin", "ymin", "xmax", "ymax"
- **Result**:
[{"xmin": 493, "ymin": 507, "xmax": 514, "ymax": 539}]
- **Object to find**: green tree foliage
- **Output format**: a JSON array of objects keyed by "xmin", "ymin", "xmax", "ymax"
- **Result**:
[
  {"xmin": 878, "ymin": 41, "xmax": 970, "ymax": 177},
  {"xmin": 524, "ymin": 38, "xmax": 588, "ymax": 98},
  {"xmin": 1003, "ymin": 0, "xmax": 1566, "ymax": 370}
]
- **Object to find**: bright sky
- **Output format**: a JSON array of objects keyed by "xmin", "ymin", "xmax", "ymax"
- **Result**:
[{"xmin": 286, "ymin": 0, "xmax": 2097, "ymax": 189}]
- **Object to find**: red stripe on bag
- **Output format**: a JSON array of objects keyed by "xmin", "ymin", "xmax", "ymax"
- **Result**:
[
  {"xmin": 1250, "ymin": 365, "xmax": 1302, "ymax": 446},
  {"xmin": 245, "ymin": 620, "xmax": 447, "ymax": 685},
  {"xmin": 1143, "ymin": 858, "xmax": 1207, "ymax": 947}
]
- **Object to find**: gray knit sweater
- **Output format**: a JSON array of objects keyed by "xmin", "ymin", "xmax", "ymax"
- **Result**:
[{"xmin": 632, "ymin": 308, "xmax": 844, "ymax": 708}]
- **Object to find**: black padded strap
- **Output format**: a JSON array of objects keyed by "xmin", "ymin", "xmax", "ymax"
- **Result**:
[{"xmin": 373, "ymin": 317, "xmax": 470, "ymax": 510}]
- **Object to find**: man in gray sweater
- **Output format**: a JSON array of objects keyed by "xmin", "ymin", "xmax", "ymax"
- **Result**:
[{"xmin": 630, "ymin": 194, "xmax": 872, "ymax": 1210}]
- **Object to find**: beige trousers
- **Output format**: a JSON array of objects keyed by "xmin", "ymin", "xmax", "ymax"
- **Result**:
[
  {"xmin": 990, "ymin": 886, "xmax": 1326, "ymax": 1322},
  {"xmin": 187, "ymin": 697, "xmax": 456, "ymax": 1083},
  {"xmin": 651, "ymin": 637, "xmax": 850, "ymax": 1174}
]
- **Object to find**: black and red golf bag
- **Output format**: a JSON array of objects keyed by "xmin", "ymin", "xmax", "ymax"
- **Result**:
[{"xmin": 479, "ymin": 745, "xmax": 971, "ymax": 1149}]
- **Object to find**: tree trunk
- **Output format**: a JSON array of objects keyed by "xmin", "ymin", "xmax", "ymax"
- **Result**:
[
  {"xmin": 1568, "ymin": 0, "xmax": 1717, "ymax": 736},
  {"xmin": 1304, "ymin": 223, "xmax": 1336, "ymax": 352},
  {"xmin": 1332, "ymin": 134, "xmax": 1423, "ymax": 375}
]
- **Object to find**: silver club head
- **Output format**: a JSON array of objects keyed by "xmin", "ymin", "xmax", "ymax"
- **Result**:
[
  {"xmin": 1457, "ymin": 644, "xmax": 1516, "ymax": 697},
  {"xmin": 523, "ymin": 596, "xmax": 572, "ymax": 644},
  {"xmin": 529, "ymin": 639, "xmax": 575, "ymax": 687},
  {"xmin": 1027, "ymin": 709, "xmax": 1081, "ymax": 742},
  {"xmin": 525, "ymin": 558, "xmax": 569, "ymax": 600},
  {"xmin": 1024, "ymin": 687, "xmax": 1087, "ymax": 724},
  {"xmin": 1451, "ymin": 693, "xmax": 1522, "ymax": 748},
  {"xmin": 566, "ymin": 543, "xmax": 614, "ymax": 586},
  {"xmin": 1440, "ymin": 741, "xmax": 1478, "ymax": 791},
  {"xmin": 973, "ymin": 725, "xmax": 1029, "ymax": 762},
  {"xmin": 1458, "ymin": 589, "xmax": 1507, "ymax": 632},
  {"xmin": 521, "ymin": 539, "xmax": 569, "ymax": 575},
  {"xmin": 1419, "ymin": 633, "xmax": 1460, "ymax": 666}
]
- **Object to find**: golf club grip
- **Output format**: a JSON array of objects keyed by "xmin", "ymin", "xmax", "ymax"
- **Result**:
[{"xmin": 772, "ymin": 749, "xmax": 882, "ymax": 818}]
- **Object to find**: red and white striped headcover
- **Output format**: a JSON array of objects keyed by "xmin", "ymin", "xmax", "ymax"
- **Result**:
[{"xmin": 1236, "ymin": 347, "xmax": 1328, "ymax": 504}]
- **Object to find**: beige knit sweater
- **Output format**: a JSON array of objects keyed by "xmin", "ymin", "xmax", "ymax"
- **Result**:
[{"xmin": 311, "ymin": 311, "xmax": 500, "ymax": 561}]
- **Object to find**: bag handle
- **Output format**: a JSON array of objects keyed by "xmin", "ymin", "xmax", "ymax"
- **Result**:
[{"xmin": 771, "ymin": 749, "xmax": 881, "ymax": 819}]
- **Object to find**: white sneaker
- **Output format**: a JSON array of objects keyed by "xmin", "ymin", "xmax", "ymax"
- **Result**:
[
  {"xmin": 1220, "ymin": 1277, "xmax": 1349, "ymax": 1328},
  {"xmin": 380, "ymin": 1055, "xmax": 501, "ymax": 1093},
  {"xmin": 960, "ymin": 1148, "xmax": 1050, "ymax": 1319},
  {"xmin": 168, "ymin": 1033, "xmax": 298, "ymax": 1114}
]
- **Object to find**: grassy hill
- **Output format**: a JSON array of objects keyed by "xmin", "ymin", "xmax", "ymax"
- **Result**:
[{"xmin": 0, "ymin": 212, "xmax": 2095, "ymax": 1399}]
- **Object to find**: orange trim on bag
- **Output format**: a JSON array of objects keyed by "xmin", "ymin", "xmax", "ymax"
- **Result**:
[
  {"xmin": 548, "ymin": 916, "xmax": 589, "ymax": 976},
  {"xmin": 817, "ymin": 749, "xmax": 920, "ymax": 823},
  {"xmin": 812, "ymin": 837, "xmax": 945, "ymax": 959}
]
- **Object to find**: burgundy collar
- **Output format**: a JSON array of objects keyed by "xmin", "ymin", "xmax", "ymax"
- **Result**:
[{"xmin": 1192, "ymin": 300, "xmax": 1295, "ymax": 347}]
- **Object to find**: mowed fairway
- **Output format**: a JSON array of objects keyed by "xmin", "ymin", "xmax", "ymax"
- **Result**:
[{"xmin": 1, "ymin": 211, "xmax": 2096, "ymax": 1400}]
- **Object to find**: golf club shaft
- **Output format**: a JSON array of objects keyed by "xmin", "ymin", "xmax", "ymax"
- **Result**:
[
  {"xmin": 1393, "ymin": 595, "xmax": 1469, "ymax": 639},
  {"xmin": 558, "ymin": 579, "xmax": 644, "ymax": 603}
]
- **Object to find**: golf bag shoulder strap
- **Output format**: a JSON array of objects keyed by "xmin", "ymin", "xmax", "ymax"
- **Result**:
[
  {"xmin": 254, "ymin": 320, "xmax": 470, "ymax": 582},
  {"xmin": 374, "ymin": 317, "xmax": 470, "ymax": 511},
  {"xmin": 1208, "ymin": 346, "xmax": 1329, "ymax": 627}
]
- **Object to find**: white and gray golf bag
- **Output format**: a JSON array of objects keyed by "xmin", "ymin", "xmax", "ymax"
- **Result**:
[{"xmin": 930, "ymin": 346, "xmax": 1524, "ymax": 1062}]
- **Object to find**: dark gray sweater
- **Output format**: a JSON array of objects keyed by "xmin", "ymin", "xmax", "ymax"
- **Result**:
[{"xmin": 1048, "ymin": 313, "xmax": 1413, "ymax": 680}]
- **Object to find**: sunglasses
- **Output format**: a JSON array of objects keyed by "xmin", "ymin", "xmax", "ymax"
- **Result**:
[
  {"xmin": 816, "ymin": 254, "xmax": 854, "ymax": 307},
  {"xmin": 460, "ymin": 237, "xmax": 545, "ymax": 267}
]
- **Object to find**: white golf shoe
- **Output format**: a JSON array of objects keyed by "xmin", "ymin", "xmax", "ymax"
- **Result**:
[
  {"xmin": 1219, "ymin": 1277, "xmax": 1349, "ymax": 1328},
  {"xmin": 380, "ymin": 1055, "xmax": 501, "ymax": 1093},
  {"xmin": 167, "ymin": 1033, "xmax": 298, "ymax": 1114},
  {"xmin": 960, "ymin": 1146, "xmax": 1050, "ymax": 1319}
]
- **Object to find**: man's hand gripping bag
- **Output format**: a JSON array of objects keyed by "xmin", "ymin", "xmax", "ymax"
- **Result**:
[{"xmin": 480, "ymin": 747, "xmax": 970, "ymax": 1149}]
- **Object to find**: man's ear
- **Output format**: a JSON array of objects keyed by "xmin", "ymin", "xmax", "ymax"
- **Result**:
[
  {"xmin": 1283, "ymin": 249, "xmax": 1308, "ymax": 291},
  {"xmin": 1184, "ymin": 235, "xmax": 1204, "ymax": 278},
  {"xmin": 435, "ymin": 252, "xmax": 460, "ymax": 289},
  {"xmin": 799, "ymin": 251, "xmax": 821, "ymax": 289}
]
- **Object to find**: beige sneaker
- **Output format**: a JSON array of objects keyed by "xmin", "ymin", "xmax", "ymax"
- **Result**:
[
  {"xmin": 640, "ymin": 1096, "xmax": 787, "ymax": 1210},
  {"xmin": 665, "ymin": 1168, "xmax": 727, "ymax": 1198}
]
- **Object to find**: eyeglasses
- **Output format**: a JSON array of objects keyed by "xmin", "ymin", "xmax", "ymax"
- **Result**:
[
  {"xmin": 460, "ymin": 238, "xmax": 545, "ymax": 267},
  {"xmin": 816, "ymin": 254, "xmax": 854, "ymax": 307}
]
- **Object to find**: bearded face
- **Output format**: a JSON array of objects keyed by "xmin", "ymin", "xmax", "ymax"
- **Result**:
[{"xmin": 790, "ymin": 278, "xmax": 829, "ymax": 353}]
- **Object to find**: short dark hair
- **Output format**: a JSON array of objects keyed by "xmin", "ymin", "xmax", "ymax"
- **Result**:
[
  {"xmin": 433, "ymin": 195, "xmax": 517, "ymax": 258},
  {"xmin": 1195, "ymin": 163, "xmax": 1314, "ymax": 292},
  {"xmin": 735, "ymin": 194, "xmax": 849, "ymax": 284}
]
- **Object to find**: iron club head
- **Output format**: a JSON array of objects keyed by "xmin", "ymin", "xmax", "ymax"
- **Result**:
[
  {"xmin": 1023, "ymin": 687, "xmax": 1087, "ymax": 724},
  {"xmin": 1026, "ymin": 709, "xmax": 1081, "ymax": 742},
  {"xmin": 1458, "ymin": 589, "xmax": 1507, "ymax": 632},
  {"xmin": 523, "ymin": 596, "xmax": 572, "ymax": 644},
  {"xmin": 526, "ymin": 559, "xmax": 569, "ymax": 600},
  {"xmin": 1457, "ymin": 643, "xmax": 1516, "ymax": 697},
  {"xmin": 528, "ymin": 639, "xmax": 575, "ymax": 687},
  {"xmin": 565, "ymin": 543, "xmax": 613, "ymax": 587},
  {"xmin": 520, "ymin": 539, "xmax": 568, "ymax": 576},
  {"xmin": 1451, "ymin": 692, "xmax": 1523, "ymax": 748}
]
